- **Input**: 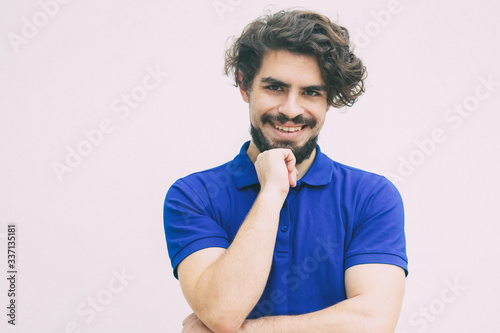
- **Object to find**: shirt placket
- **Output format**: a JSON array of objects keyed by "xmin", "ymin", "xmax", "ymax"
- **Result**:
[{"xmin": 275, "ymin": 183, "xmax": 300, "ymax": 258}]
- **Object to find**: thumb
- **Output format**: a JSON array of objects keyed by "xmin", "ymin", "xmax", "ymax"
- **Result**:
[{"xmin": 289, "ymin": 167, "xmax": 298, "ymax": 187}]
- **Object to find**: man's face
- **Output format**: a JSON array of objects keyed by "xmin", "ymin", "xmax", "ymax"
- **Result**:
[{"xmin": 240, "ymin": 50, "xmax": 330, "ymax": 164}]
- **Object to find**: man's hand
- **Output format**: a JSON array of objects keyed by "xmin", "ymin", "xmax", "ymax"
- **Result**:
[
  {"xmin": 182, "ymin": 313, "xmax": 214, "ymax": 333},
  {"xmin": 254, "ymin": 148, "xmax": 298, "ymax": 198}
]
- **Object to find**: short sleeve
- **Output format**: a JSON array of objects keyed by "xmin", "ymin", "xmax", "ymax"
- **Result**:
[
  {"xmin": 164, "ymin": 179, "xmax": 229, "ymax": 279},
  {"xmin": 344, "ymin": 177, "xmax": 408, "ymax": 276}
]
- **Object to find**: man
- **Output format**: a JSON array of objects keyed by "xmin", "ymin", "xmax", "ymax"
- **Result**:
[{"xmin": 164, "ymin": 9, "xmax": 408, "ymax": 333}]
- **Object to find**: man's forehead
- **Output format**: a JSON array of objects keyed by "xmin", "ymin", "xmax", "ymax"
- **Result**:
[{"xmin": 256, "ymin": 50, "xmax": 324, "ymax": 86}]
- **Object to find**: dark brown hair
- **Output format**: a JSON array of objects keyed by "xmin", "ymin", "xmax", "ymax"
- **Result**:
[{"xmin": 224, "ymin": 9, "xmax": 366, "ymax": 108}]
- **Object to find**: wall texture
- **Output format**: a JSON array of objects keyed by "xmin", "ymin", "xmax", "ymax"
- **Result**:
[{"xmin": 1, "ymin": 0, "xmax": 499, "ymax": 332}]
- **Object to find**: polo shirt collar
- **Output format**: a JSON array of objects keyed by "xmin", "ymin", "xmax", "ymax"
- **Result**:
[
  {"xmin": 232, "ymin": 142, "xmax": 259, "ymax": 189},
  {"xmin": 232, "ymin": 141, "xmax": 334, "ymax": 189},
  {"xmin": 299, "ymin": 144, "xmax": 334, "ymax": 186}
]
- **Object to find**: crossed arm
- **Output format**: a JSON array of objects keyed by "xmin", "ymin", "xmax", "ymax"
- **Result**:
[
  {"xmin": 177, "ymin": 149, "xmax": 406, "ymax": 333},
  {"xmin": 180, "ymin": 249, "xmax": 405, "ymax": 333}
]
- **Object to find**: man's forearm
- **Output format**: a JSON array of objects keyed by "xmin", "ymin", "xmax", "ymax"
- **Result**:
[
  {"xmin": 192, "ymin": 190, "xmax": 284, "ymax": 332},
  {"xmin": 240, "ymin": 294, "xmax": 400, "ymax": 333},
  {"xmin": 238, "ymin": 264, "xmax": 406, "ymax": 333}
]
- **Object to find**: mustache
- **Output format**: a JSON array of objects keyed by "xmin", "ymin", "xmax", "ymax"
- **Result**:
[{"xmin": 261, "ymin": 113, "xmax": 317, "ymax": 128}]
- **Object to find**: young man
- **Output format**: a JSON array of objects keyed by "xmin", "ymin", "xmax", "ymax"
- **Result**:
[{"xmin": 164, "ymin": 10, "xmax": 408, "ymax": 333}]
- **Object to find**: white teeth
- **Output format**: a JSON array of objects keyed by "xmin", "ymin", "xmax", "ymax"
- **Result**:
[{"xmin": 274, "ymin": 125, "xmax": 302, "ymax": 132}]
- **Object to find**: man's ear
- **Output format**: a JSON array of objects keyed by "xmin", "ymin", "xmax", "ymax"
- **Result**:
[
  {"xmin": 239, "ymin": 85, "xmax": 250, "ymax": 103},
  {"xmin": 238, "ymin": 71, "xmax": 250, "ymax": 103}
]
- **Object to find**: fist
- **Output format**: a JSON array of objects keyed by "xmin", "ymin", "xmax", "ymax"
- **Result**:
[{"xmin": 254, "ymin": 148, "xmax": 298, "ymax": 197}]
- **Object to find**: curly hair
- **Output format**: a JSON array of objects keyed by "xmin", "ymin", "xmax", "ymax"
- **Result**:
[{"xmin": 224, "ymin": 9, "xmax": 366, "ymax": 108}]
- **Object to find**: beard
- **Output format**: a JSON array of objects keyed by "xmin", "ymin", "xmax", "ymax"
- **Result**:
[{"xmin": 250, "ymin": 113, "xmax": 318, "ymax": 165}]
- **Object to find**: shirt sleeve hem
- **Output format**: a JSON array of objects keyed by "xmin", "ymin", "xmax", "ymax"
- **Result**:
[
  {"xmin": 172, "ymin": 236, "xmax": 229, "ymax": 279},
  {"xmin": 344, "ymin": 253, "xmax": 408, "ymax": 277}
]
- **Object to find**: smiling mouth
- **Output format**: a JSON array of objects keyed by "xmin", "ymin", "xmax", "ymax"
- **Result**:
[{"xmin": 273, "ymin": 124, "xmax": 305, "ymax": 132}]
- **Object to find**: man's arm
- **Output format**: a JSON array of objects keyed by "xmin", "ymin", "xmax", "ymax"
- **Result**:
[
  {"xmin": 177, "ymin": 149, "xmax": 298, "ymax": 333},
  {"xmin": 239, "ymin": 263, "xmax": 406, "ymax": 333}
]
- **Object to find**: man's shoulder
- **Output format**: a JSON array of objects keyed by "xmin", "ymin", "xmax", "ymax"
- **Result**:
[
  {"xmin": 172, "ymin": 159, "xmax": 236, "ymax": 189},
  {"xmin": 332, "ymin": 159, "xmax": 383, "ymax": 180},
  {"xmin": 319, "ymin": 151, "xmax": 383, "ymax": 180},
  {"xmin": 321, "ymin": 152, "xmax": 396, "ymax": 194}
]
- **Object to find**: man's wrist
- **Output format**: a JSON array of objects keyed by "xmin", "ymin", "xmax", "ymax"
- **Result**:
[{"xmin": 258, "ymin": 186, "xmax": 288, "ymax": 205}]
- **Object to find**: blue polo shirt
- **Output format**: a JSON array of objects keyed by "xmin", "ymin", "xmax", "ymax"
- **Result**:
[{"xmin": 164, "ymin": 141, "xmax": 407, "ymax": 318}]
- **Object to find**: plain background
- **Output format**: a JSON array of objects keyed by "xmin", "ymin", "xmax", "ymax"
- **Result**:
[{"xmin": 1, "ymin": 0, "xmax": 499, "ymax": 332}]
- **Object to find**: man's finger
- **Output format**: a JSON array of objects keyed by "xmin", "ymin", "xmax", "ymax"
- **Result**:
[
  {"xmin": 282, "ymin": 149, "xmax": 296, "ymax": 173},
  {"xmin": 278, "ymin": 148, "xmax": 297, "ymax": 187},
  {"xmin": 289, "ymin": 167, "xmax": 297, "ymax": 187},
  {"xmin": 182, "ymin": 313, "xmax": 195, "ymax": 326}
]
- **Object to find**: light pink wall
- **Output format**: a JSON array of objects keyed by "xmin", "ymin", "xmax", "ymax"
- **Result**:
[{"xmin": 1, "ymin": 0, "xmax": 499, "ymax": 332}]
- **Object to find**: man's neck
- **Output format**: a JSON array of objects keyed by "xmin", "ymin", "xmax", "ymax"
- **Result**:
[{"xmin": 246, "ymin": 140, "xmax": 316, "ymax": 181}]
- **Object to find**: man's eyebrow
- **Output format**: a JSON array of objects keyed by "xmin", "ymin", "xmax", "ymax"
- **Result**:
[
  {"xmin": 260, "ymin": 77, "xmax": 326, "ymax": 91},
  {"xmin": 303, "ymin": 85, "xmax": 327, "ymax": 91},
  {"xmin": 260, "ymin": 77, "xmax": 290, "ymax": 88}
]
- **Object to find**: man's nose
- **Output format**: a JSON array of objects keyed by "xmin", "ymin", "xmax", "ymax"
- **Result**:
[{"xmin": 279, "ymin": 94, "xmax": 304, "ymax": 120}]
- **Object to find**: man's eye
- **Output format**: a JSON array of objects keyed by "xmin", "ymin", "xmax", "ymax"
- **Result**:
[
  {"xmin": 304, "ymin": 90, "xmax": 319, "ymax": 96},
  {"xmin": 267, "ymin": 85, "xmax": 282, "ymax": 91}
]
